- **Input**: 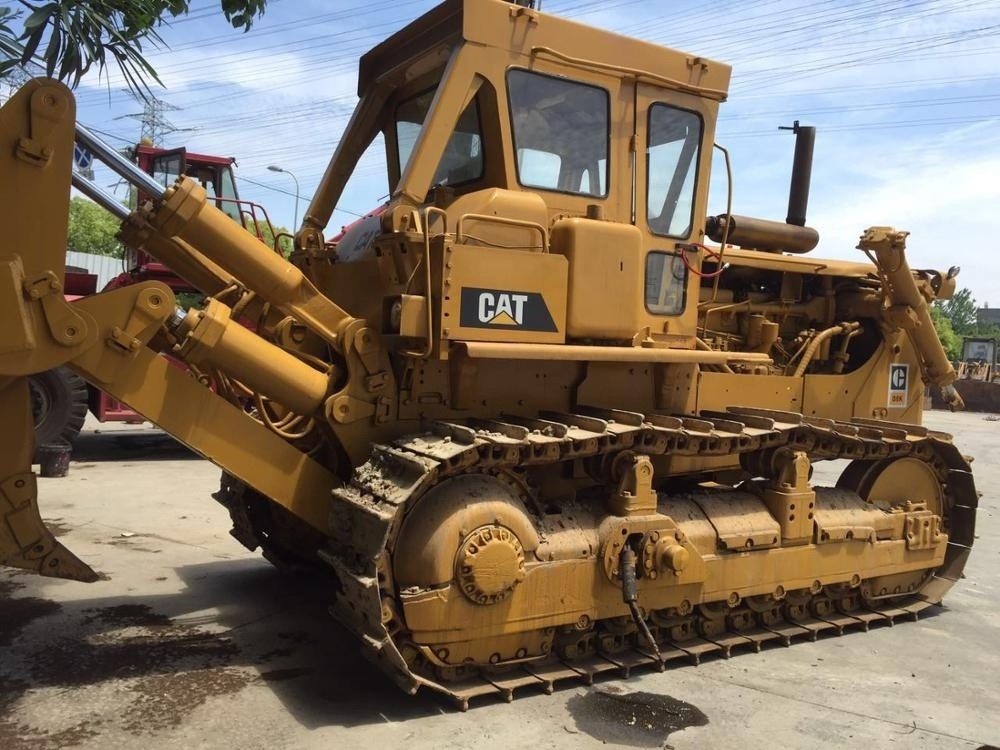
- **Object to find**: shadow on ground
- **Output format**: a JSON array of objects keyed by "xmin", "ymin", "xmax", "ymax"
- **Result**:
[
  {"xmin": 68, "ymin": 427, "xmax": 199, "ymax": 463},
  {"xmin": 0, "ymin": 559, "xmax": 441, "ymax": 747}
]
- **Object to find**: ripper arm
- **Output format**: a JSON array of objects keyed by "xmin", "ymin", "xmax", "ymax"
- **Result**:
[{"xmin": 858, "ymin": 226, "xmax": 964, "ymax": 410}]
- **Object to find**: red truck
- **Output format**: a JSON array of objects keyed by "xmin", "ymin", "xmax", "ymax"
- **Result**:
[{"xmin": 31, "ymin": 144, "xmax": 278, "ymax": 450}]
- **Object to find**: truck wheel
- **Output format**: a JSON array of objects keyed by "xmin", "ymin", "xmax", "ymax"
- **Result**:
[{"xmin": 30, "ymin": 367, "xmax": 89, "ymax": 448}]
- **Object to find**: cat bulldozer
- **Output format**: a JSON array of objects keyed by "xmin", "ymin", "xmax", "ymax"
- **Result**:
[{"xmin": 0, "ymin": 0, "xmax": 978, "ymax": 708}]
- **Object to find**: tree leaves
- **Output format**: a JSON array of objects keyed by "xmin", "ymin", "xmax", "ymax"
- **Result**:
[
  {"xmin": 0, "ymin": 1, "xmax": 268, "ymax": 98},
  {"xmin": 929, "ymin": 304, "xmax": 962, "ymax": 361},
  {"xmin": 0, "ymin": 8, "xmax": 23, "ymax": 62},
  {"xmin": 932, "ymin": 287, "xmax": 1000, "ymax": 360},
  {"xmin": 220, "ymin": 0, "xmax": 267, "ymax": 31},
  {"xmin": 936, "ymin": 288, "xmax": 979, "ymax": 336},
  {"xmin": 67, "ymin": 196, "xmax": 126, "ymax": 258}
]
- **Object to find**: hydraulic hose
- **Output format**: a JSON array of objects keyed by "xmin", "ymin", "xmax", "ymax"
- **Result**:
[{"xmin": 619, "ymin": 545, "xmax": 664, "ymax": 668}]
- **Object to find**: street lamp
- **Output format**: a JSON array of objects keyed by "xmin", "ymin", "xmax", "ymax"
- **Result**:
[{"xmin": 267, "ymin": 164, "xmax": 300, "ymax": 229}]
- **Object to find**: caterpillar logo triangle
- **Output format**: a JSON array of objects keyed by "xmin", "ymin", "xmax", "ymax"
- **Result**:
[{"xmin": 489, "ymin": 311, "xmax": 518, "ymax": 326}]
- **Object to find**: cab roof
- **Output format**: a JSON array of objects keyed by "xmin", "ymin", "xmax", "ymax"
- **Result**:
[{"xmin": 358, "ymin": 0, "xmax": 731, "ymax": 101}]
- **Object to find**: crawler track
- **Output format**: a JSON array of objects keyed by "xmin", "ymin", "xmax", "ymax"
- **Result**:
[{"xmin": 321, "ymin": 407, "xmax": 977, "ymax": 709}]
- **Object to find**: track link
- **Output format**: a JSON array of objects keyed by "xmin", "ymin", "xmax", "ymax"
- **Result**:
[{"xmin": 321, "ymin": 406, "xmax": 977, "ymax": 709}]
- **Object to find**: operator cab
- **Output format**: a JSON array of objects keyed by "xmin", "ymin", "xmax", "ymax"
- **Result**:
[{"xmin": 309, "ymin": 0, "xmax": 731, "ymax": 350}]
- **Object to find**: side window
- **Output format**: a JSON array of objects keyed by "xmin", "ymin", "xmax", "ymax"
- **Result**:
[
  {"xmin": 216, "ymin": 166, "xmax": 242, "ymax": 222},
  {"xmin": 432, "ymin": 98, "xmax": 483, "ymax": 186},
  {"xmin": 395, "ymin": 88, "xmax": 484, "ymax": 187},
  {"xmin": 645, "ymin": 251, "xmax": 686, "ymax": 315},
  {"xmin": 218, "ymin": 166, "xmax": 239, "ymax": 202},
  {"xmin": 187, "ymin": 166, "xmax": 219, "ymax": 198},
  {"xmin": 184, "ymin": 165, "xmax": 241, "ymax": 222},
  {"xmin": 395, "ymin": 89, "xmax": 434, "ymax": 175},
  {"xmin": 647, "ymin": 105, "xmax": 702, "ymax": 238},
  {"xmin": 150, "ymin": 153, "xmax": 184, "ymax": 188},
  {"xmin": 333, "ymin": 132, "xmax": 387, "ymax": 224},
  {"xmin": 507, "ymin": 69, "xmax": 609, "ymax": 197}
]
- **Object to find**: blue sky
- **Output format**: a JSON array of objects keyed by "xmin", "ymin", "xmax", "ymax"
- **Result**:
[{"xmin": 43, "ymin": 0, "xmax": 1000, "ymax": 308}]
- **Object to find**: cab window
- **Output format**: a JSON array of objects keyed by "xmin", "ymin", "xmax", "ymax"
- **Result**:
[
  {"xmin": 396, "ymin": 89, "xmax": 484, "ymax": 187},
  {"xmin": 645, "ymin": 251, "xmax": 686, "ymax": 315},
  {"xmin": 507, "ymin": 69, "xmax": 609, "ymax": 197},
  {"xmin": 150, "ymin": 152, "xmax": 184, "ymax": 188},
  {"xmin": 217, "ymin": 166, "xmax": 241, "ymax": 222},
  {"xmin": 647, "ymin": 105, "xmax": 702, "ymax": 238}
]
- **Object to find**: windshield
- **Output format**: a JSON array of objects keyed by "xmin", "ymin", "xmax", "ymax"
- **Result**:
[
  {"xmin": 507, "ymin": 69, "xmax": 609, "ymax": 197},
  {"xmin": 395, "ymin": 88, "xmax": 484, "ymax": 187}
]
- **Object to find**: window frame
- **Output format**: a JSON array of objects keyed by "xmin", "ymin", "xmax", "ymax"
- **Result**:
[
  {"xmin": 645, "ymin": 103, "xmax": 704, "ymax": 240},
  {"xmin": 506, "ymin": 67, "xmax": 611, "ymax": 199},
  {"xmin": 644, "ymin": 250, "xmax": 688, "ymax": 316},
  {"xmin": 394, "ymin": 85, "xmax": 486, "ymax": 190}
]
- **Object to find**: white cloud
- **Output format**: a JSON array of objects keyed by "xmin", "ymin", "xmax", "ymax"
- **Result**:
[
  {"xmin": 58, "ymin": 0, "xmax": 1000, "ymax": 289},
  {"xmin": 808, "ymin": 131, "xmax": 1000, "ymax": 307}
]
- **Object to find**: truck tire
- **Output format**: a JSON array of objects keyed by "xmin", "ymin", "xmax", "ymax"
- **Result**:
[{"xmin": 29, "ymin": 367, "xmax": 89, "ymax": 448}]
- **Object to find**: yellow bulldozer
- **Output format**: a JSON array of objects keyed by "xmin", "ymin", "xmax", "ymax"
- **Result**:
[
  {"xmin": 0, "ymin": 0, "xmax": 977, "ymax": 708},
  {"xmin": 946, "ymin": 336, "xmax": 1000, "ymax": 413}
]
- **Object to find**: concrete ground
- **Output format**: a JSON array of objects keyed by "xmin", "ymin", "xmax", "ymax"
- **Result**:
[{"xmin": 1, "ymin": 410, "xmax": 998, "ymax": 749}]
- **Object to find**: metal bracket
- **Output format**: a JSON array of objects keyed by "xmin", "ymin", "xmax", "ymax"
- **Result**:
[
  {"xmin": 105, "ymin": 286, "xmax": 172, "ymax": 354},
  {"xmin": 883, "ymin": 304, "xmax": 919, "ymax": 332},
  {"xmin": 23, "ymin": 271, "xmax": 90, "ymax": 348},
  {"xmin": 365, "ymin": 371, "xmax": 389, "ymax": 393},
  {"xmin": 0, "ymin": 257, "xmax": 34, "ymax": 356},
  {"xmin": 68, "ymin": 282, "xmax": 175, "ymax": 385},
  {"xmin": 686, "ymin": 56, "xmax": 710, "ymax": 86},
  {"xmin": 324, "ymin": 318, "xmax": 396, "ymax": 424},
  {"xmin": 608, "ymin": 452, "xmax": 658, "ymax": 516},
  {"xmin": 326, "ymin": 393, "xmax": 392, "ymax": 425},
  {"xmin": 897, "ymin": 501, "xmax": 944, "ymax": 551},
  {"xmin": 16, "ymin": 85, "xmax": 71, "ymax": 167},
  {"xmin": 760, "ymin": 448, "xmax": 816, "ymax": 544}
]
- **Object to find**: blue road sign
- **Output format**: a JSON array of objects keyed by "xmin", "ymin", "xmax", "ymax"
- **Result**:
[{"xmin": 73, "ymin": 143, "xmax": 93, "ymax": 170}]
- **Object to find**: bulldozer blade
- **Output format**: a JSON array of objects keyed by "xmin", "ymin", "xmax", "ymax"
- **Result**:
[{"xmin": 0, "ymin": 377, "xmax": 98, "ymax": 582}]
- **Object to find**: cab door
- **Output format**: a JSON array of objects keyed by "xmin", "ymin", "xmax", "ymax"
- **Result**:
[{"xmin": 633, "ymin": 84, "xmax": 720, "ymax": 343}]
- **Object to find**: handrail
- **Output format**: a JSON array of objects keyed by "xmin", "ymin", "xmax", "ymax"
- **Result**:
[
  {"xmin": 458, "ymin": 341, "xmax": 772, "ymax": 365},
  {"xmin": 398, "ymin": 206, "xmax": 447, "ymax": 359},
  {"xmin": 456, "ymin": 213, "xmax": 547, "ymax": 253}
]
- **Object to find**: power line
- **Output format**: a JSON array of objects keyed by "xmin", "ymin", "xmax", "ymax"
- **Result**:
[{"xmin": 57, "ymin": 0, "xmax": 1000, "ymax": 228}]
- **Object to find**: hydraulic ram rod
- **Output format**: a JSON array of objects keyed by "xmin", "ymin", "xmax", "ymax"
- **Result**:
[{"xmin": 75, "ymin": 123, "xmax": 166, "ymax": 199}]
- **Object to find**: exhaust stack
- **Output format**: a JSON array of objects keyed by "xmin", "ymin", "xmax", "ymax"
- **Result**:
[
  {"xmin": 781, "ymin": 120, "xmax": 815, "ymax": 228},
  {"xmin": 706, "ymin": 121, "xmax": 820, "ymax": 254}
]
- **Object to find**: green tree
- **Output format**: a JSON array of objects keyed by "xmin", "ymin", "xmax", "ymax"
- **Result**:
[
  {"xmin": 930, "ymin": 286, "xmax": 1000, "ymax": 362},
  {"xmin": 0, "ymin": 1, "xmax": 267, "ymax": 96},
  {"xmin": 245, "ymin": 218, "xmax": 292, "ymax": 256},
  {"xmin": 67, "ymin": 196, "xmax": 124, "ymax": 257},
  {"xmin": 936, "ymin": 287, "xmax": 979, "ymax": 336},
  {"xmin": 929, "ymin": 304, "xmax": 962, "ymax": 361}
]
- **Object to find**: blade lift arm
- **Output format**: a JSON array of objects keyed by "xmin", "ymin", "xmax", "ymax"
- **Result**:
[{"xmin": 0, "ymin": 79, "xmax": 387, "ymax": 582}]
